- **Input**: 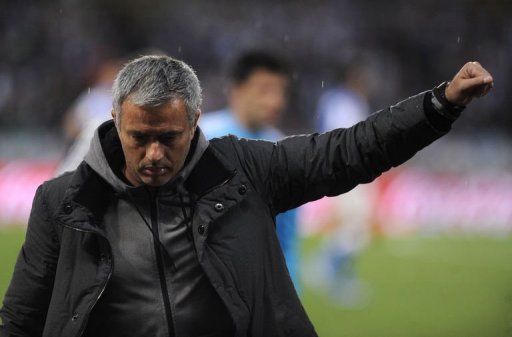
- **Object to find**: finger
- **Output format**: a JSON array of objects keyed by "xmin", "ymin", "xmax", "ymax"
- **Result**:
[
  {"xmin": 459, "ymin": 73, "xmax": 493, "ymax": 90},
  {"xmin": 481, "ymin": 83, "xmax": 493, "ymax": 96},
  {"xmin": 466, "ymin": 62, "xmax": 492, "ymax": 81},
  {"xmin": 467, "ymin": 65, "xmax": 483, "ymax": 78},
  {"xmin": 470, "ymin": 81, "xmax": 494, "ymax": 98}
]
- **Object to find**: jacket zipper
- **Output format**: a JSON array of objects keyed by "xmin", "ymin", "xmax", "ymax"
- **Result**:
[
  {"xmin": 58, "ymin": 223, "xmax": 113, "ymax": 337},
  {"xmin": 150, "ymin": 194, "xmax": 175, "ymax": 337},
  {"xmin": 63, "ymin": 170, "xmax": 235, "ymax": 337}
]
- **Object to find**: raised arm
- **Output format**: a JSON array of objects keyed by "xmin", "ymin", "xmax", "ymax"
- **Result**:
[{"xmin": 234, "ymin": 62, "xmax": 493, "ymax": 214}]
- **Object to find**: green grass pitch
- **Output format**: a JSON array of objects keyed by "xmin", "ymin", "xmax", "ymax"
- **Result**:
[{"xmin": 1, "ymin": 228, "xmax": 511, "ymax": 336}]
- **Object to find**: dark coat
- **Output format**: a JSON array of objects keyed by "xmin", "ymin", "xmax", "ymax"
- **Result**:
[{"xmin": 0, "ymin": 92, "xmax": 452, "ymax": 337}]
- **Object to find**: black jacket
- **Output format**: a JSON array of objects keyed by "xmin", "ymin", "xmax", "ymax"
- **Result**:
[{"xmin": 0, "ymin": 91, "xmax": 454, "ymax": 337}]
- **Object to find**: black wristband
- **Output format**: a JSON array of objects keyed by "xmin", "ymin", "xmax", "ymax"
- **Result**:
[
  {"xmin": 431, "ymin": 81, "xmax": 465, "ymax": 121},
  {"xmin": 423, "ymin": 92, "xmax": 452, "ymax": 132}
]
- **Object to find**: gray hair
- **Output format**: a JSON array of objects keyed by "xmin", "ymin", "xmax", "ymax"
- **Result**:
[{"xmin": 112, "ymin": 55, "xmax": 202, "ymax": 125}]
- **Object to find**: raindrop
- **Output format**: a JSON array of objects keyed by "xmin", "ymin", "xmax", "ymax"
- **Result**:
[
  {"xmin": 178, "ymin": 46, "xmax": 182, "ymax": 53},
  {"xmin": 321, "ymin": 81, "xmax": 324, "ymax": 88},
  {"xmin": 87, "ymin": 87, "xmax": 91, "ymax": 94},
  {"xmin": 457, "ymin": 36, "xmax": 461, "ymax": 44}
]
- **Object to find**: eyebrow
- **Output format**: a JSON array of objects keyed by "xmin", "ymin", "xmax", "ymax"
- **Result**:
[{"xmin": 128, "ymin": 130, "xmax": 183, "ymax": 137}]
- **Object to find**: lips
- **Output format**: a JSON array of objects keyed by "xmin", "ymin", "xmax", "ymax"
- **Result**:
[{"xmin": 141, "ymin": 167, "xmax": 170, "ymax": 176}]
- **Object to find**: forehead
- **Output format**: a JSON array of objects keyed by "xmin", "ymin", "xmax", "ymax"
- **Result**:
[
  {"xmin": 120, "ymin": 98, "xmax": 189, "ymax": 132},
  {"xmin": 242, "ymin": 69, "xmax": 288, "ymax": 87}
]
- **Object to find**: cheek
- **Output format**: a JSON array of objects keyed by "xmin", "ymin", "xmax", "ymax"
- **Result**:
[
  {"xmin": 169, "ymin": 139, "xmax": 192, "ymax": 163},
  {"xmin": 122, "ymin": 144, "xmax": 146, "ymax": 167}
]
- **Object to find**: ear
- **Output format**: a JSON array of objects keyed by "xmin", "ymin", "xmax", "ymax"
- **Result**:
[
  {"xmin": 192, "ymin": 110, "xmax": 201, "ymax": 131},
  {"xmin": 111, "ymin": 110, "xmax": 117, "ymax": 125},
  {"xmin": 229, "ymin": 84, "xmax": 240, "ymax": 100}
]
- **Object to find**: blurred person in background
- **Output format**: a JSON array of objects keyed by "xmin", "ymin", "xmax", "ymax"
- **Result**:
[
  {"xmin": 200, "ymin": 51, "xmax": 288, "ymax": 139},
  {"xmin": 308, "ymin": 61, "xmax": 375, "ymax": 307},
  {"xmin": 55, "ymin": 58, "xmax": 122, "ymax": 175},
  {"xmin": 0, "ymin": 55, "xmax": 494, "ymax": 337},
  {"xmin": 200, "ymin": 51, "xmax": 302, "ymax": 289},
  {"xmin": 316, "ymin": 61, "xmax": 371, "ymax": 132}
]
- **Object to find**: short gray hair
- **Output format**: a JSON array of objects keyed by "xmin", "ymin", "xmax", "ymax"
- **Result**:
[{"xmin": 112, "ymin": 55, "xmax": 202, "ymax": 125}]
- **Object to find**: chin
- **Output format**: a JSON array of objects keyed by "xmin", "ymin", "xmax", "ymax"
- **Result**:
[
  {"xmin": 141, "ymin": 174, "xmax": 173, "ymax": 187},
  {"xmin": 144, "ymin": 178, "xmax": 170, "ymax": 187}
]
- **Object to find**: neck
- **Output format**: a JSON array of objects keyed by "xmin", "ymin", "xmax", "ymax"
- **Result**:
[{"xmin": 230, "ymin": 106, "xmax": 262, "ymax": 132}]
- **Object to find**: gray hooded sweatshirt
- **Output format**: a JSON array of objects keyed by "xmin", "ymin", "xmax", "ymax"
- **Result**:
[{"xmin": 82, "ymin": 121, "xmax": 233, "ymax": 337}]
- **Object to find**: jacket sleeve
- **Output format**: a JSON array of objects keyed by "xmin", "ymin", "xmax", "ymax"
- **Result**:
[
  {"xmin": 0, "ymin": 184, "xmax": 60, "ymax": 337},
  {"xmin": 235, "ymin": 91, "xmax": 454, "ymax": 215}
]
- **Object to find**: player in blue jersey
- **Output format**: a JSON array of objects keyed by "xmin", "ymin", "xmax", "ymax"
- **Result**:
[{"xmin": 200, "ymin": 52, "xmax": 301, "ymax": 290}]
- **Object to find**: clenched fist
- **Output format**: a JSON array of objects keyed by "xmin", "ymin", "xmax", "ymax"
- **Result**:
[{"xmin": 445, "ymin": 61, "xmax": 493, "ymax": 106}]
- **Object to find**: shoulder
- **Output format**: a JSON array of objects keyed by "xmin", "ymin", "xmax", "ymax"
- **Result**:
[
  {"xmin": 208, "ymin": 134, "xmax": 238, "ymax": 154},
  {"xmin": 22, "ymin": 171, "xmax": 75, "ymax": 231},
  {"xmin": 41, "ymin": 171, "xmax": 74, "ymax": 195},
  {"xmin": 209, "ymin": 134, "xmax": 277, "ymax": 169},
  {"xmin": 38, "ymin": 163, "xmax": 90, "ymax": 211},
  {"xmin": 210, "ymin": 134, "xmax": 276, "ymax": 149}
]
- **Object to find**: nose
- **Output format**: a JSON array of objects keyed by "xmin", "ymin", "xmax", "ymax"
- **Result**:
[{"xmin": 146, "ymin": 141, "xmax": 164, "ymax": 163}]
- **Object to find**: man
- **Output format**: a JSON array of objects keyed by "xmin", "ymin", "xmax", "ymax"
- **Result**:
[
  {"xmin": 0, "ymin": 55, "xmax": 493, "ymax": 337},
  {"xmin": 311, "ymin": 61, "xmax": 374, "ymax": 307},
  {"xmin": 200, "ymin": 52, "xmax": 300, "ymax": 288}
]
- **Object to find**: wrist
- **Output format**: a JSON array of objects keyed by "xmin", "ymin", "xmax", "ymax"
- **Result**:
[{"xmin": 431, "ymin": 81, "xmax": 465, "ymax": 121}]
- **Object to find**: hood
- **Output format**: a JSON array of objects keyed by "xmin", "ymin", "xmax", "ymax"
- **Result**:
[{"xmin": 84, "ymin": 120, "xmax": 209, "ymax": 196}]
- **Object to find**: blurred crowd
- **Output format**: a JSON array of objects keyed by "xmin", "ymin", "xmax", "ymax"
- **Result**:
[
  {"xmin": 0, "ymin": 0, "xmax": 511, "ymax": 152},
  {"xmin": 1, "ymin": 0, "xmax": 511, "ymax": 315}
]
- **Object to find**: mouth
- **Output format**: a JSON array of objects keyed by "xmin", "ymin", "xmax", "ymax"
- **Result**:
[{"xmin": 140, "ymin": 166, "xmax": 170, "ymax": 177}]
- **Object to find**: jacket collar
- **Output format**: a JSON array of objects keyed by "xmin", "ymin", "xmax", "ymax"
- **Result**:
[
  {"xmin": 185, "ymin": 145, "xmax": 236, "ymax": 197},
  {"xmin": 54, "ymin": 136, "xmax": 236, "ymax": 233}
]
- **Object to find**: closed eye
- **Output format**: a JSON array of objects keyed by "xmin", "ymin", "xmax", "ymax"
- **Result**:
[
  {"xmin": 159, "ymin": 135, "xmax": 177, "ymax": 144},
  {"xmin": 128, "ymin": 130, "xmax": 182, "ymax": 146},
  {"xmin": 132, "ymin": 133, "xmax": 148, "ymax": 145},
  {"xmin": 159, "ymin": 131, "xmax": 183, "ymax": 144}
]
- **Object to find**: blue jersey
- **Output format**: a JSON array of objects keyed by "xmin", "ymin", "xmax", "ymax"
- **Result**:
[{"xmin": 200, "ymin": 109, "xmax": 300, "ymax": 289}]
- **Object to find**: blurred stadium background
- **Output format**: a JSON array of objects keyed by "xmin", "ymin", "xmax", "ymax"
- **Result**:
[{"xmin": 1, "ymin": 1, "xmax": 512, "ymax": 336}]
